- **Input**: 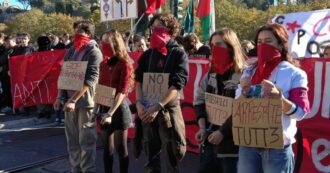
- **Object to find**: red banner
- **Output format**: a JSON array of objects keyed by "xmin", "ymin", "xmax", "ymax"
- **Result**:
[
  {"xmin": 8, "ymin": 50, "xmax": 330, "ymax": 172},
  {"xmin": 293, "ymin": 58, "xmax": 330, "ymax": 173},
  {"xmin": 9, "ymin": 50, "xmax": 66, "ymax": 108}
]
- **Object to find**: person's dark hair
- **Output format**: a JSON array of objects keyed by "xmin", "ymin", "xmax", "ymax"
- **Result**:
[
  {"xmin": 74, "ymin": 20, "xmax": 95, "ymax": 37},
  {"xmin": 17, "ymin": 32, "xmax": 31, "ymax": 39},
  {"xmin": 175, "ymin": 35, "xmax": 184, "ymax": 46},
  {"xmin": 4, "ymin": 35, "xmax": 15, "ymax": 41},
  {"xmin": 149, "ymin": 13, "xmax": 179, "ymax": 37},
  {"xmin": 254, "ymin": 23, "xmax": 295, "ymax": 64},
  {"xmin": 37, "ymin": 35, "xmax": 51, "ymax": 51},
  {"xmin": 132, "ymin": 34, "xmax": 146, "ymax": 44},
  {"xmin": 63, "ymin": 33, "xmax": 70, "ymax": 37},
  {"xmin": 183, "ymin": 33, "xmax": 199, "ymax": 52}
]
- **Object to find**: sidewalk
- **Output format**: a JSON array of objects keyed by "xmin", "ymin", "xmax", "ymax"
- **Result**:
[{"xmin": 0, "ymin": 112, "xmax": 55, "ymax": 130}]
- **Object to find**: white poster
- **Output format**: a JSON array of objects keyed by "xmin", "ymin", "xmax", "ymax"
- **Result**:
[
  {"xmin": 100, "ymin": 0, "xmax": 137, "ymax": 22},
  {"xmin": 272, "ymin": 9, "xmax": 330, "ymax": 58}
]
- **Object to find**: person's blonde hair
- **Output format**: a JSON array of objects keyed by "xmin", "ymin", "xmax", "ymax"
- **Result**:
[
  {"xmin": 102, "ymin": 30, "xmax": 135, "ymax": 92},
  {"xmin": 209, "ymin": 28, "xmax": 246, "ymax": 73}
]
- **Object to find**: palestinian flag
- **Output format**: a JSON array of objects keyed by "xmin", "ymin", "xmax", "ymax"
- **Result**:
[
  {"xmin": 183, "ymin": 0, "xmax": 195, "ymax": 35},
  {"xmin": 196, "ymin": 0, "xmax": 215, "ymax": 41}
]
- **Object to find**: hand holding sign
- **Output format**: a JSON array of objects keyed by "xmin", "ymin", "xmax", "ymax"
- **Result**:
[
  {"xmin": 261, "ymin": 79, "xmax": 281, "ymax": 99},
  {"xmin": 208, "ymin": 130, "xmax": 224, "ymax": 145},
  {"xmin": 142, "ymin": 104, "xmax": 160, "ymax": 123},
  {"xmin": 101, "ymin": 115, "xmax": 112, "ymax": 124},
  {"xmin": 195, "ymin": 129, "xmax": 207, "ymax": 144},
  {"xmin": 240, "ymin": 77, "xmax": 251, "ymax": 96}
]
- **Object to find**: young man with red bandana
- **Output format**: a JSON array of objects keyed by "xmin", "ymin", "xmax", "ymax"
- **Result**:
[
  {"xmin": 135, "ymin": 13, "xmax": 189, "ymax": 173},
  {"xmin": 54, "ymin": 20, "xmax": 102, "ymax": 173}
]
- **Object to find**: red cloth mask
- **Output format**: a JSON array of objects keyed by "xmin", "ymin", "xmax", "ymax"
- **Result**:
[
  {"xmin": 73, "ymin": 34, "xmax": 90, "ymax": 51},
  {"xmin": 211, "ymin": 45, "xmax": 233, "ymax": 75},
  {"xmin": 101, "ymin": 42, "xmax": 114, "ymax": 64},
  {"xmin": 149, "ymin": 27, "xmax": 171, "ymax": 56},
  {"xmin": 251, "ymin": 43, "xmax": 282, "ymax": 85}
]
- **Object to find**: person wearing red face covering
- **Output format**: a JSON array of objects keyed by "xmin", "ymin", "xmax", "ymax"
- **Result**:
[
  {"xmin": 134, "ymin": 13, "xmax": 189, "ymax": 173},
  {"xmin": 54, "ymin": 20, "xmax": 102, "ymax": 173},
  {"xmin": 236, "ymin": 23, "xmax": 310, "ymax": 173},
  {"xmin": 93, "ymin": 30, "xmax": 134, "ymax": 173},
  {"xmin": 193, "ymin": 28, "xmax": 246, "ymax": 173}
]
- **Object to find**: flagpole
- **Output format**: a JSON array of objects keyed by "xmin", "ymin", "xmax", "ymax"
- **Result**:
[{"xmin": 126, "ymin": 13, "xmax": 146, "ymax": 47}]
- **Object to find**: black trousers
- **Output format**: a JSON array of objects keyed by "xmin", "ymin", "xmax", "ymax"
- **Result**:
[{"xmin": 0, "ymin": 72, "xmax": 12, "ymax": 107}]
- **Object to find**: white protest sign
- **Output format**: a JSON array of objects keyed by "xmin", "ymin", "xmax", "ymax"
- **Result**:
[
  {"xmin": 272, "ymin": 9, "xmax": 330, "ymax": 58},
  {"xmin": 57, "ymin": 61, "xmax": 87, "ymax": 91},
  {"xmin": 100, "ymin": 0, "xmax": 137, "ymax": 22},
  {"xmin": 95, "ymin": 84, "xmax": 116, "ymax": 107}
]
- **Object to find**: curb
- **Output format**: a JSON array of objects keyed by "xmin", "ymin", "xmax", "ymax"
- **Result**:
[{"xmin": 0, "ymin": 117, "xmax": 54, "ymax": 130}]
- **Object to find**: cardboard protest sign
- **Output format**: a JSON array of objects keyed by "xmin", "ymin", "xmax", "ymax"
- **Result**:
[
  {"xmin": 57, "ymin": 61, "xmax": 88, "ymax": 91},
  {"xmin": 205, "ymin": 93, "xmax": 233, "ymax": 126},
  {"xmin": 232, "ymin": 98, "xmax": 283, "ymax": 149},
  {"xmin": 142, "ymin": 73, "xmax": 169, "ymax": 103},
  {"xmin": 95, "ymin": 84, "xmax": 116, "ymax": 107}
]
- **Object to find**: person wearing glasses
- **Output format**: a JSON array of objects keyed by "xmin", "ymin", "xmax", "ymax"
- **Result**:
[
  {"xmin": 193, "ymin": 28, "xmax": 246, "ymax": 173},
  {"xmin": 237, "ymin": 23, "xmax": 310, "ymax": 173},
  {"xmin": 135, "ymin": 13, "xmax": 189, "ymax": 173},
  {"xmin": 54, "ymin": 20, "xmax": 102, "ymax": 173},
  {"xmin": 94, "ymin": 30, "xmax": 134, "ymax": 173}
]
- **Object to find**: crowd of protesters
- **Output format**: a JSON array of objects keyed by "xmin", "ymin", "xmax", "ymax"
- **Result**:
[{"xmin": 2, "ymin": 11, "xmax": 330, "ymax": 173}]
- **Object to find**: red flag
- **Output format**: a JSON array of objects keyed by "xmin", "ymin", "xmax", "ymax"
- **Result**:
[
  {"xmin": 196, "ymin": 0, "xmax": 211, "ymax": 17},
  {"xmin": 145, "ymin": 0, "xmax": 166, "ymax": 15}
]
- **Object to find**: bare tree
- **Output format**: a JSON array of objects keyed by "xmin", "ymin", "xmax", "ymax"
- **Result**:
[{"xmin": 17, "ymin": 0, "xmax": 31, "ymax": 10}]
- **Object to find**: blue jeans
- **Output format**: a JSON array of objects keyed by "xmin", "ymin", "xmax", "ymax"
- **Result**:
[{"xmin": 237, "ymin": 145, "xmax": 294, "ymax": 173}]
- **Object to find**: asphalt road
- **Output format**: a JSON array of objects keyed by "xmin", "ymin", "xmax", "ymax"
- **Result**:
[{"xmin": 0, "ymin": 126, "xmax": 199, "ymax": 173}]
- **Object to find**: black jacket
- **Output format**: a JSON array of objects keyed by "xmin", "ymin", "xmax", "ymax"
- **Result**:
[
  {"xmin": 11, "ymin": 46, "xmax": 34, "ymax": 56},
  {"xmin": 135, "ymin": 39, "xmax": 189, "ymax": 90}
]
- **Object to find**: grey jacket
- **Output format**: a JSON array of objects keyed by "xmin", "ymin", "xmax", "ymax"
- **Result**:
[{"xmin": 62, "ymin": 40, "xmax": 102, "ymax": 108}]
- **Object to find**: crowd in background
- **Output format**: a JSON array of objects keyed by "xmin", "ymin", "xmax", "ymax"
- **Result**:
[
  {"xmin": 0, "ymin": 28, "xmax": 257, "ymax": 120},
  {"xmin": 0, "ymin": 14, "xmax": 329, "ymax": 173}
]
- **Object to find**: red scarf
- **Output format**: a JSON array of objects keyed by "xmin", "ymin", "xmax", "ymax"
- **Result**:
[
  {"xmin": 251, "ymin": 44, "xmax": 282, "ymax": 85},
  {"xmin": 212, "ymin": 45, "xmax": 233, "ymax": 75},
  {"xmin": 101, "ymin": 42, "xmax": 114, "ymax": 64},
  {"xmin": 73, "ymin": 34, "xmax": 90, "ymax": 51},
  {"xmin": 149, "ymin": 27, "xmax": 171, "ymax": 56}
]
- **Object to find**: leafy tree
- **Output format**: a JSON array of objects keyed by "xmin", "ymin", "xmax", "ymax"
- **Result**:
[
  {"xmin": 65, "ymin": 4, "xmax": 74, "ymax": 15},
  {"xmin": 30, "ymin": 0, "xmax": 46, "ymax": 9},
  {"xmin": 4, "ymin": 9, "xmax": 81, "ymax": 43},
  {"xmin": 73, "ymin": 5, "xmax": 91, "ymax": 19},
  {"xmin": 210, "ymin": 0, "xmax": 330, "ymax": 41},
  {"xmin": 55, "ymin": 2, "xmax": 66, "ymax": 14}
]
